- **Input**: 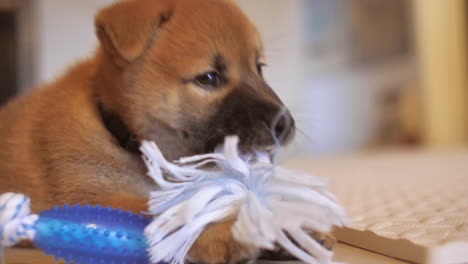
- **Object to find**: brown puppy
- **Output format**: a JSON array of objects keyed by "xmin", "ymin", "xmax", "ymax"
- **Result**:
[{"xmin": 0, "ymin": 0, "xmax": 295, "ymax": 263}]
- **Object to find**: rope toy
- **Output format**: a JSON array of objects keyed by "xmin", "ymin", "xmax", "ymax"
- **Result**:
[{"xmin": 0, "ymin": 136, "xmax": 348, "ymax": 264}]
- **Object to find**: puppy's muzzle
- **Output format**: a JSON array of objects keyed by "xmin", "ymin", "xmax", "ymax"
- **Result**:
[{"xmin": 204, "ymin": 87, "xmax": 296, "ymax": 153}]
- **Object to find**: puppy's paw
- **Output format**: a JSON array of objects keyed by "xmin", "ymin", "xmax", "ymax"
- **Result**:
[
  {"xmin": 311, "ymin": 231, "xmax": 337, "ymax": 250},
  {"xmin": 258, "ymin": 231, "xmax": 337, "ymax": 261},
  {"xmin": 188, "ymin": 220, "xmax": 259, "ymax": 264}
]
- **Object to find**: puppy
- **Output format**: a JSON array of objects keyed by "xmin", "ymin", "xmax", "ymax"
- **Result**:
[{"xmin": 0, "ymin": 0, "xmax": 295, "ymax": 263}]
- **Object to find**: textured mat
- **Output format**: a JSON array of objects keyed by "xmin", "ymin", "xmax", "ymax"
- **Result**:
[{"xmin": 287, "ymin": 151, "xmax": 468, "ymax": 264}]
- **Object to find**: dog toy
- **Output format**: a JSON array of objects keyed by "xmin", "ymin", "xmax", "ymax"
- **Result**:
[
  {"xmin": 0, "ymin": 136, "xmax": 348, "ymax": 264},
  {"xmin": 0, "ymin": 194, "xmax": 150, "ymax": 264}
]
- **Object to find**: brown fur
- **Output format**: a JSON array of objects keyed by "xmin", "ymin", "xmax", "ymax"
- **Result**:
[{"xmin": 0, "ymin": 0, "xmax": 296, "ymax": 263}]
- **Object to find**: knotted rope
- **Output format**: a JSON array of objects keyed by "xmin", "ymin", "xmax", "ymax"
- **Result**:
[{"xmin": 0, "ymin": 193, "xmax": 38, "ymax": 247}]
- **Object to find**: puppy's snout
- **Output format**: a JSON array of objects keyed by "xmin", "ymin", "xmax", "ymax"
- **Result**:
[
  {"xmin": 201, "ymin": 87, "xmax": 296, "ymax": 153},
  {"xmin": 268, "ymin": 108, "xmax": 295, "ymax": 144}
]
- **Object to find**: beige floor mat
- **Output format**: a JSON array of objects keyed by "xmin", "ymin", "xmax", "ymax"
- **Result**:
[{"xmin": 287, "ymin": 150, "xmax": 468, "ymax": 264}]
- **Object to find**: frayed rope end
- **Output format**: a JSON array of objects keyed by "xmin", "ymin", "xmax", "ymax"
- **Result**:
[{"xmin": 143, "ymin": 136, "xmax": 349, "ymax": 264}]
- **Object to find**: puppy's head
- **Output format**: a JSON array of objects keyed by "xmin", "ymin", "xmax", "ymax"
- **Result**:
[{"xmin": 95, "ymin": 0, "xmax": 295, "ymax": 160}]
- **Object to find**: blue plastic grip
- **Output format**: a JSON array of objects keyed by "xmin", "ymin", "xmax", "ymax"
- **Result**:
[{"xmin": 34, "ymin": 204, "xmax": 151, "ymax": 264}]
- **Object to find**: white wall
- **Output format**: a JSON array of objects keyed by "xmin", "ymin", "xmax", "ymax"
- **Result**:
[{"xmin": 34, "ymin": 0, "xmax": 115, "ymax": 83}]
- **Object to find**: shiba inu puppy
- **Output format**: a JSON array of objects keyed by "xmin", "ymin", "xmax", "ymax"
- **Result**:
[{"xmin": 0, "ymin": 0, "xmax": 297, "ymax": 262}]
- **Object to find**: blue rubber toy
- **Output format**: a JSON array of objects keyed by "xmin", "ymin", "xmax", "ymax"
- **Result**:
[
  {"xmin": 36, "ymin": 204, "xmax": 151, "ymax": 264},
  {"xmin": 0, "ymin": 194, "xmax": 152, "ymax": 264}
]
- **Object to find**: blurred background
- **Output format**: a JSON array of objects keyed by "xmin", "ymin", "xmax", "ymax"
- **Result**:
[{"xmin": 1, "ymin": 0, "xmax": 467, "ymax": 156}]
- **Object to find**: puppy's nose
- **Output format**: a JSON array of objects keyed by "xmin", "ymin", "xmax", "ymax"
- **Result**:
[{"xmin": 271, "ymin": 110, "xmax": 295, "ymax": 144}]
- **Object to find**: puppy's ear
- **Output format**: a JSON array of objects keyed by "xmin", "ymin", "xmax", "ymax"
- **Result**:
[{"xmin": 95, "ymin": 0, "xmax": 173, "ymax": 67}]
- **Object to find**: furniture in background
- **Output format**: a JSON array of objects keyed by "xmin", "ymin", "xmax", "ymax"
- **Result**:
[{"xmin": 413, "ymin": 0, "xmax": 468, "ymax": 147}]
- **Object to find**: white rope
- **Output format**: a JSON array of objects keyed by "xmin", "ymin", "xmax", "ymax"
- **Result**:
[
  {"xmin": 0, "ymin": 193, "xmax": 38, "ymax": 247},
  {"xmin": 142, "ymin": 136, "xmax": 349, "ymax": 264}
]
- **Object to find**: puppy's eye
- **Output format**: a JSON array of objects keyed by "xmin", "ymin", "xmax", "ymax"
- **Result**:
[
  {"xmin": 257, "ymin": 63, "xmax": 266, "ymax": 76},
  {"xmin": 194, "ymin": 72, "xmax": 223, "ymax": 90}
]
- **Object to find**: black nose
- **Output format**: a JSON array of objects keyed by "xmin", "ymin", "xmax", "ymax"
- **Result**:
[{"xmin": 271, "ymin": 110, "xmax": 295, "ymax": 144}]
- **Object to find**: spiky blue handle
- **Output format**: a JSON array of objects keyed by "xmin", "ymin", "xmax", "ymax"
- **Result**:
[{"xmin": 34, "ymin": 204, "xmax": 151, "ymax": 264}]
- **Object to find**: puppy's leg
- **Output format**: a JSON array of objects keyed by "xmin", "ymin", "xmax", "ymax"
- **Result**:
[
  {"xmin": 96, "ymin": 193, "xmax": 149, "ymax": 213},
  {"xmin": 188, "ymin": 220, "xmax": 259, "ymax": 264},
  {"xmin": 52, "ymin": 191, "xmax": 149, "ymax": 214}
]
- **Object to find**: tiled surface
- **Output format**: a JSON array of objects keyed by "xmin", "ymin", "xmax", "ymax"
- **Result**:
[{"xmin": 287, "ymin": 150, "xmax": 468, "ymax": 264}]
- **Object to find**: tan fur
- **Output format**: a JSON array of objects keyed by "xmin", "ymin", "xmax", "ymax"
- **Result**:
[{"xmin": 0, "ymin": 0, "xmax": 297, "ymax": 263}]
